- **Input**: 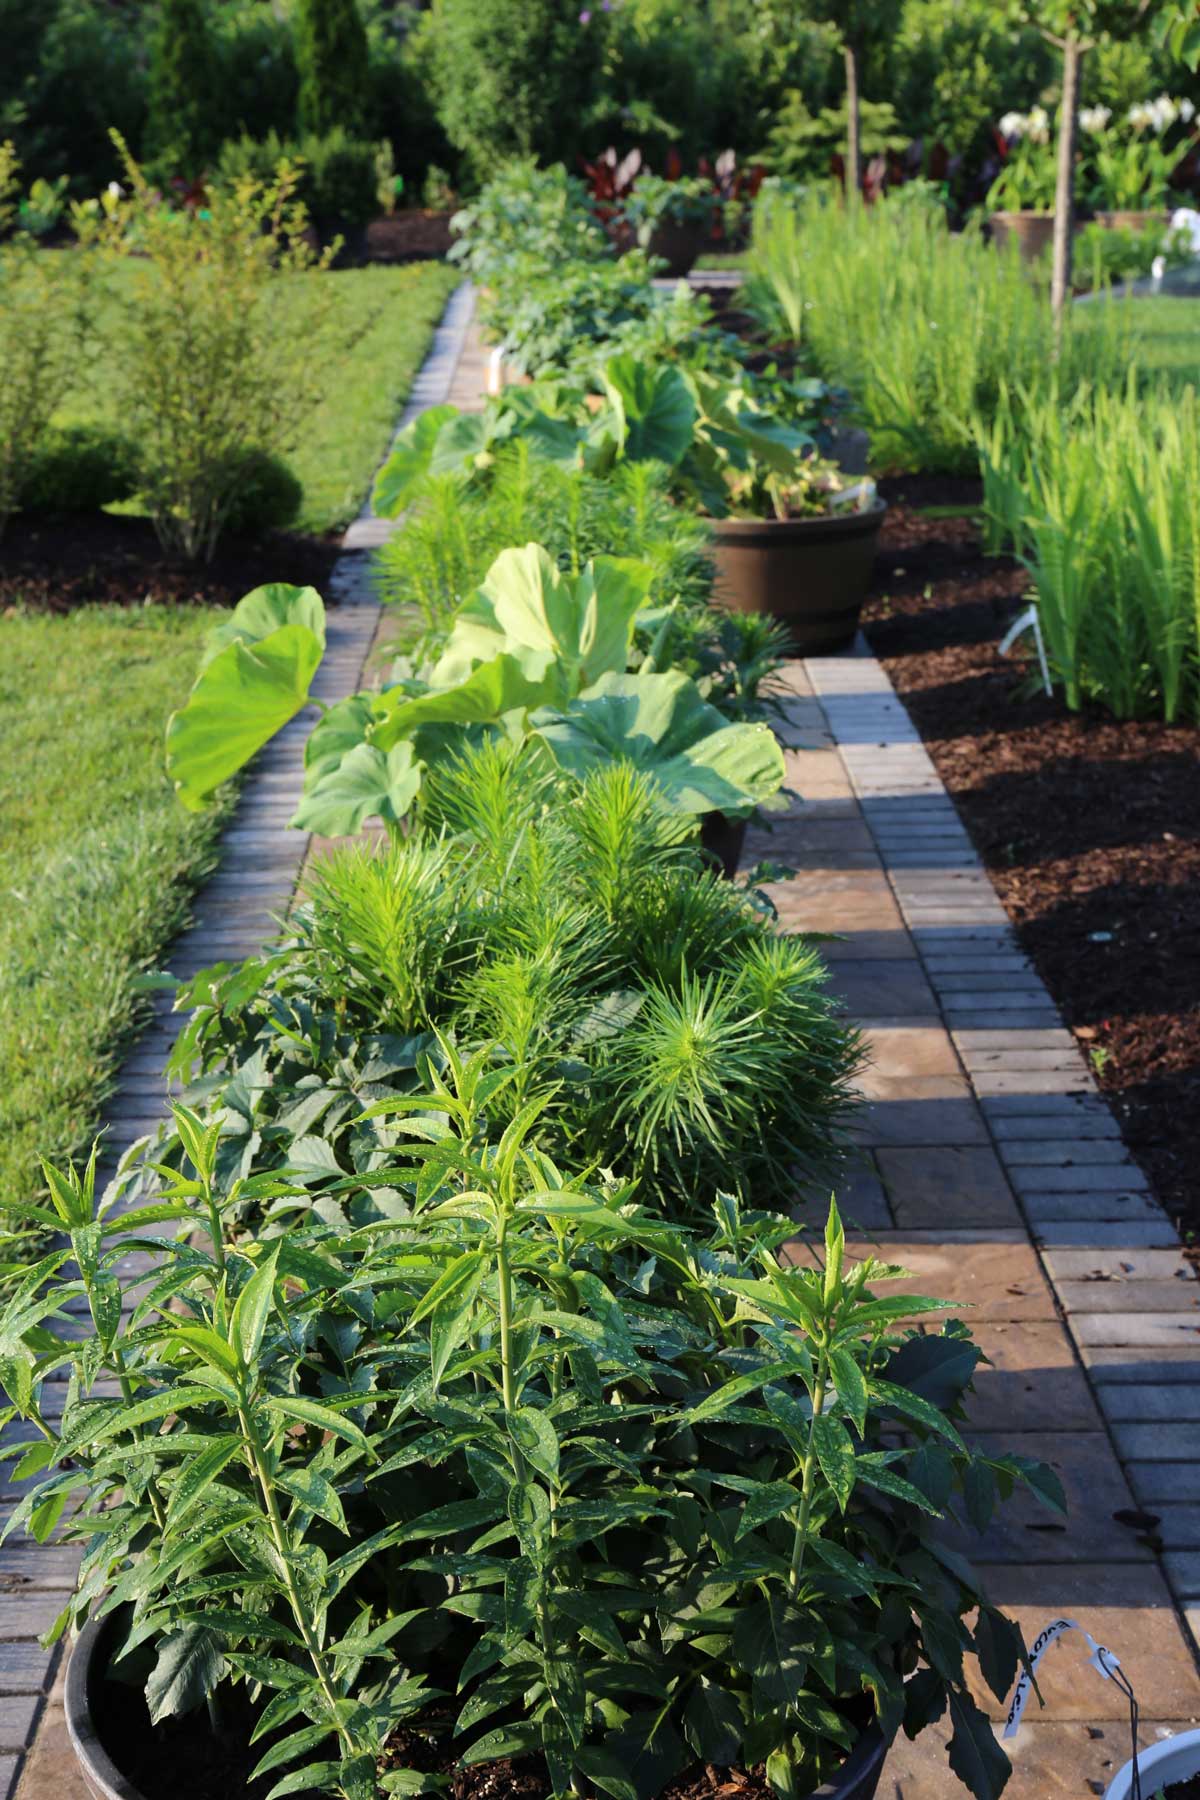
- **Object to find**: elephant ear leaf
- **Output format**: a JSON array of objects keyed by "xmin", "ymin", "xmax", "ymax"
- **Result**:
[
  {"xmin": 534, "ymin": 671, "xmax": 785, "ymax": 816},
  {"xmin": 453, "ymin": 543, "xmax": 649, "ymax": 691},
  {"xmin": 601, "ymin": 354, "xmax": 697, "ymax": 468},
  {"xmin": 370, "ymin": 651, "xmax": 564, "ymax": 753},
  {"xmin": 201, "ymin": 583, "xmax": 325, "ymax": 669},
  {"xmin": 166, "ymin": 585, "xmax": 326, "ymax": 811},
  {"xmin": 292, "ymin": 741, "xmax": 423, "ymax": 837},
  {"xmin": 373, "ymin": 403, "xmax": 459, "ymax": 516}
]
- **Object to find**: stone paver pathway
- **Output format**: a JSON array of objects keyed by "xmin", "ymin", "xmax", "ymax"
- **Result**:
[
  {"xmin": 6, "ymin": 290, "xmax": 1198, "ymax": 1800},
  {"xmin": 755, "ymin": 649, "xmax": 1200, "ymax": 1796}
]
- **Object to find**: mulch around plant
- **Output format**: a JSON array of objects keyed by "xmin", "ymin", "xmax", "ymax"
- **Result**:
[
  {"xmin": 364, "ymin": 210, "xmax": 455, "ymax": 263},
  {"xmin": 863, "ymin": 475, "xmax": 1200, "ymax": 1245},
  {"xmin": 0, "ymin": 511, "xmax": 343, "ymax": 615}
]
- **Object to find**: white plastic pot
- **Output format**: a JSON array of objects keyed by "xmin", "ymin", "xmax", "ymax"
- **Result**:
[{"xmin": 1105, "ymin": 1726, "xmax": 1200, "ymax": 1797}]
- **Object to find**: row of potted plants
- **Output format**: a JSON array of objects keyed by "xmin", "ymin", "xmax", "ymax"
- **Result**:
[{"xmin": 2, "ymin": 178, "xmax": 1073, "ymax": 1800}]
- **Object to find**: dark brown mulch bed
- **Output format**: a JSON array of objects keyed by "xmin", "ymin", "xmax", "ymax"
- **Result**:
[
  {"xmin": 364, "ymin": 209, "xmax": 455, "ymax": 262},
  {"xmin": 864, "ymin": 476, "xmax": 1200, "ymax": 1244},
  {"xmin": 0, "ymin": 511, "xmax": 342, "ymax": 615}
]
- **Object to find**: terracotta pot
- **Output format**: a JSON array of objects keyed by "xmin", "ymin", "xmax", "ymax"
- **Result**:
[
  {"xmin": 68, "ymin": 1615, "xmax": 889, "ymax": 1800},
  {"xmin": 1092, "ymin": 209, "xmax": 1172, "ymax": 234},
  {"xmin": 711, "ymin": 503, "xmax": 887, "ymax": 655},
  {"xmin": 989, "ymin": 210, "xmax": 1056, "ymax": 263},
  {"xmin": 646, "ymin": 215, "xmax": 713, "ymax": 277},
  {"xmin": 699, "ymin": 811, "xmax": 748, "ymax": 880}
]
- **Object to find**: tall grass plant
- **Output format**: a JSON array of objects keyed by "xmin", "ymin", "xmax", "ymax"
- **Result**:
[
  {"xmin": 744, "ymin": 187, "xmax": 1129, "ymax": 473},
  {"xmin": 980, "ymin": 376, "xmax": 1200, "ymax": 721}
]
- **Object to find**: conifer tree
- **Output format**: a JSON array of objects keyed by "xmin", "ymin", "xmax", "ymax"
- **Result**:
[{"xmin": 294, "ymin": 0, "xmax": 370, "ymax": 137}]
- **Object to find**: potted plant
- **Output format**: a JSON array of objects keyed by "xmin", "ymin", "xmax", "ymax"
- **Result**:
[
  {"xmin": 5, "ymin": 1129, "xmax": 1061, "ymax": 1800},
  {"xmin": 1104, "ymin": 1727, "xmax": 1200, "ymax": 1797},
  {"xmin": 987, "ymin": 108, "xmax": 1059, "ymax": 262},
  {"xmin": 1082, "ymin": 93, "xmax": 1196, "ymax": 231},
  {"xmin": 708, "ymin": 452, "xmax": 886, "ymax": 655},
  {"xmin": 617, "ymin": 175, "xmax": 721, "ymax": 278}
]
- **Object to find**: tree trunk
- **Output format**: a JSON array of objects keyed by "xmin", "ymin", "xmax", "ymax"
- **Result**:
[
  {"xmin": 1051, "ymin": 36, "xmax": 1083, "ymax": 327},
  {"xmin": 844, "ymin": 44, "xmax": 861, "ymax": 205}
]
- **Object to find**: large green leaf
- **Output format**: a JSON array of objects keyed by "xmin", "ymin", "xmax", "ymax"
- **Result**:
[
  {"xmin": 371, "ymin": 651, "xmax": 563, "ymax": 753},
  {"xmin": 201, "ymin": 584, "xmax": 325, "ymax": 670},
  {"xmin": 534, "ymin": 671, "xmax": 785, "ymax": 816},
  {"xmin": 167, "ymin": 623, "xmax": 325, "ymax": 811},
  {"xmin": 372, "ymin": 404, "xmax": 459, "ymax": 517},
  {"xmin": 291, "ymin": 741, "xmax": 423, "ymax": 837},
  {"xmin": 432, "ymin": 545, "xmax": 652, "ymax": 692},
  {"xmin": 145, "ymin": 1624, "xmax": 228, "ymax": 1724},
  {"xmin": 601, "ymin": 355, "xmax": 697, "ymax": 466}
]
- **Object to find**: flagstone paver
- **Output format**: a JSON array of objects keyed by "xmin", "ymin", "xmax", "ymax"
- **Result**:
[{"xmin": 753, "ymin": 642, "xmax": 1200, "ymax": 1790}]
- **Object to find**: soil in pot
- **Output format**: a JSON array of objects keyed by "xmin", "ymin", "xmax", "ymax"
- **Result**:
[{"xmin": 1162, "ymin": 1780, "xmax": 1200, "ymax": 1799}]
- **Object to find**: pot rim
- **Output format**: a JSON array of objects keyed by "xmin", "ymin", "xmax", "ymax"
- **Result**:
[
  {"xmin": 709, "ymin": 499, "xmax": 887, "ymax": 539},
  {"xmin": 67, "ymin": 1615, "xmax": 147, "ymax": 1800},
  {"xmin": 68, "ymin": 1614, "xmax": 890, "ymax": 1800},
  {"xmin": 1104, "ymin": 1725, "xmax": 1200, "ymax": 1798}
]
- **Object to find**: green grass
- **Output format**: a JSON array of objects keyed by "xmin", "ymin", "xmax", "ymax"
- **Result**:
[
  {"xmin": 58, "ymin": 259, "xmax": 461, "ymax": 536},
  {"xmin": 694, "ymin": 251, "xmax": 749, "ymax": 270},
  {"xmin": 0, "ymin": 607, "xmax": 234, "ymax": 1233},
  {"xmin": 1121, "ymin": 297, "xmax": 1200, "ymax": 384}
]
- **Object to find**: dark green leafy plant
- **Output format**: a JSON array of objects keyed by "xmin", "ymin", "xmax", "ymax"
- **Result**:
[
  {"xmin": 294, "ymin": 0, "xmax": 371, "ymax": 138},
  {"xmin": 2, "ymin": 1110, "xmax": 1059, "ymax": 1800}
]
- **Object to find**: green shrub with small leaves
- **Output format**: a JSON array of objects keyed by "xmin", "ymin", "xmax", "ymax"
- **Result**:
[
  {"xmin": 0, "ymin": 144, "xmax": 91, "ymax": 536},
  {"xmin": 75, "ymin": 136, "xmax": 339, "ymax": 562},
  {"xmin": 216, "ymin": 129, "xmax": 380, "ymax": 231}
]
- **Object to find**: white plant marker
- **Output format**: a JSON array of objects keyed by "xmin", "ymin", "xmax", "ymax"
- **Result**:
[
  {"xmin": 999, "ymin": 602, "xmax": 1052, "ymax": 697},
  {"xmin": 1004, "ymin": 1617, "xmax": 1122, "ymax": 1739},
  {"xmin": 486, "ymin": 344, "xmax": 506, "ymax": 396}
]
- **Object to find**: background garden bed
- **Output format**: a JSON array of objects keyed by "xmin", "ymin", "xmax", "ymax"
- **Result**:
[{"xmin": 864, "ymin": 483, "xmax": 1200, "ymax": 1244}]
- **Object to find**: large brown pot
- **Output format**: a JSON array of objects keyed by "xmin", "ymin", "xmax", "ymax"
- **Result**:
[
  {"xmin": 1093, "ymin": 209, "xmax": 1172, "ymax": 233},
  {"xmin": 711, "ymin": 503, "xmax": 887, "ymax": 655},
  {"xmin": 647, "ymin": 215, "xmax": 713, "ymax": 277},
  {"xmin": 989, "ymin": 210, "xmax": 1055, "ymax": 262},
  {"xmin": 67, "ymin": 1614, "xmax": 889, "ymax": 1800}
]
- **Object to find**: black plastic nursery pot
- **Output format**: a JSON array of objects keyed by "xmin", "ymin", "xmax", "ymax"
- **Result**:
[
  {"xmin": 67, "ymin": 1615, "xmax": 890, "ymax": 1800},
  {"xmin": 711, "ymin": 503, "xmax": 887, "ymax": 656},
  {"xmin": 699, "ymin": 810, "xmax": 748, "ymax": 880}
]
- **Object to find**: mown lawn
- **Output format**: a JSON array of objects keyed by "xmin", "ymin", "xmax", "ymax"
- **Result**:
[
  {"xmin": 58, "ymin": 258, "xmax": 461, "ymax": 536},
  {"xmin": 1123, "ymin": 295, "xmax": 1200, "ymax": 381},
  {"xmin": 0, "ymin": 608, "xmax": 232, "ymax": 1235}
]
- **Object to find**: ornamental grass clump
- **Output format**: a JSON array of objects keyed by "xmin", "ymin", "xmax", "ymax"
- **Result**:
[
  {"xmin": 2, "ymin": 1090, "xmax": 1060, "ymax": 1800},
  {"xmin": 979, "ymin": 376, "xmax": 1200, "ymax": 723},
  {"xmin": 76, "ymin": 135, "xmax": 340, "ymax": 561},
  {"xmin": 742, "ymin": 186, "xmax": 1129, "ymax": 473}
]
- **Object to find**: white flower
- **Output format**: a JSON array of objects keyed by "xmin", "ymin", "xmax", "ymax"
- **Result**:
[
  {"xmin": 1127, "ymin": 101, "xmax": 1153, "ymax": 132},
  {"xmin": 1181, "ymin": 98, "xmax": 1196, "ymax": 124},
  {"xmin": 1080, "ymin": 105, "xmax": 1111, "ymax": 135},
  {"xmin": 1026, "ymin": 105, "xmax": 1051, "ymax": 145},
  {"xmin": 106, "ymin": 180, "xmax": 122, "ymax": 198},
  {"xmin": 999, "ymin": 110, "xmax": 1026, "ymax": 141}
]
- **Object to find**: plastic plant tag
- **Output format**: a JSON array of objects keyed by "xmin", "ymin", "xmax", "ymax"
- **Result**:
[
  {"xmin": 1004, "ymin": 1617, "xmax": 1121, "ymax": 1739},
  {"xmin": 998, "ymin": 601, "xmax": 1052, "ymax": 697}
]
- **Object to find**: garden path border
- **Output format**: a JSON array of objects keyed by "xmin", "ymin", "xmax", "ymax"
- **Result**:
[
  {"xmin": 0, "ymin": 283, "xmax": 476, "ymax": 1800},
  {"xmin": 757, "ymin": 644, "xmax": 1200, "ymax": 1792}
]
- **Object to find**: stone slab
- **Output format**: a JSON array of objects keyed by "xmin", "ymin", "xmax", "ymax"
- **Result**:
[
  {"xmin": 875, "ymin": 1145, "xmax": 1022, "ymax": 1229},
  {"xmin": 1058, "ymin": 1280, "xmax": 1200, "ymax": 1316},
  {"xmin": 968, "ymin": 1321, "xmax": 1103, "ymax": 1433},
  {"xmin": 950, "ymin": 1431, "xmax": 1146, "ymax": 1565},
  {"xmin": 884, "ymin": 1716, "xmax": 1199, "ymax": 1799},
  {"xmin": 1129, "ymin": 1463, "xmax": 1200, "ymax": 1505}
]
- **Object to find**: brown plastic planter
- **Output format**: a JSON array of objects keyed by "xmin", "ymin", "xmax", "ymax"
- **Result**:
[
  {"xmin": 68, "ymin": 1614, "xmax": 889, "ymax": 1800},
  {"xmin": 647, "ymin": 216, "xmax": 713, "ymax": 277},
  {"xmin": 989, "ymin": 210, "xmax": 1055, "ymax": 262},
  {"xmin": 1093, "ymin": 209, "xmax": 1171, "ymax": 233},
  {"xmin": 711, "ymin": 503, "xmax": 887, "ymax": 654}
]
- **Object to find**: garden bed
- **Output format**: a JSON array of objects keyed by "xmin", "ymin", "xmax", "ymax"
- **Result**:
[
  {"xmin": 863, "ymin": 481, "xmax": 1200, "ymax": 1243},
  {"xmin": 0, "ymin": 511, "xmax": 341, "ymax": 615}
]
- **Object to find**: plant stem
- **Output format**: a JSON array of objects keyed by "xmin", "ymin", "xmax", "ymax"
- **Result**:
[
  {"xmin": 238, "ymin": 1403, "xmax": 354, "ymax": 1757},
  {"xmin": 495, "ymin": 1221, "xmax": 517, "ymax": 1416},
  {"xmin": 788, "ymin": 1355, "xmax": 827, "ymax": 1596}
]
